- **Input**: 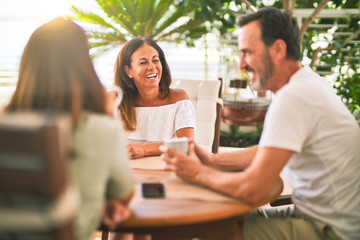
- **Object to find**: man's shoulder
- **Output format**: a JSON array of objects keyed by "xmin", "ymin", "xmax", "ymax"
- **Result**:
[{"xmin": 280, "ymin": 66, "xmax": 323, "ymax": 95}]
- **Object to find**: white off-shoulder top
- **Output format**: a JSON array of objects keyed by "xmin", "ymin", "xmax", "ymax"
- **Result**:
[{"xmin": 117, "ymin": 100, "xmax": 196, "ymax": 145}]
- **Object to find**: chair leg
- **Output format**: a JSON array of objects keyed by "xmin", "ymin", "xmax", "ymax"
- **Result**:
[{"xmin": 102, "ymin": 230, "xmax": 110, "ymax": 240}]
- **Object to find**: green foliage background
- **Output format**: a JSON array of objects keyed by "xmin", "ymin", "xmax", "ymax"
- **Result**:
[{"xmin": 70, "ymin": 0, "xmax": 360, "ymax": 121}]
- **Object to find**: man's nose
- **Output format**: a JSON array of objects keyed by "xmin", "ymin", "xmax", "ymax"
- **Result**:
[{"xmin": 239, "ymin": 56, "xmax": 247, "ymax": 70}]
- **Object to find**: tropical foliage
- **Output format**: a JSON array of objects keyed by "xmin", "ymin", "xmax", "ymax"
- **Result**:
[
  {"xmin": 231, "ymin": 0, "xmax": 360, "ymax": 119},
  {"xmin": 70, "ymin": 0, "xmax": 360, "ymax": 117},
  {"xmin": 69, "ymin": 0, "xmax": 239, "ymax": 56}
]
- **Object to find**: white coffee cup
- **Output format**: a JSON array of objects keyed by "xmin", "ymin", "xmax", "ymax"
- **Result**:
[{"xmin": 163, "ymin": 137, "xmax": 189, "ymax": 155}]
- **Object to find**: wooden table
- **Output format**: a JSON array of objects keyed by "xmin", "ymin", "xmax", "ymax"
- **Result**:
[{"xmin": 101, "ymin": 156, "xmax": 283, "ymax": 240}]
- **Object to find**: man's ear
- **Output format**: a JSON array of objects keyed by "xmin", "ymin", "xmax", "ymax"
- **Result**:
[
  {"xmin": 271, "ymin": 39, "xmax": 287, "ymax": 60},
  {"xmin": 124, "ymin": 65, "xmax": 133, "ymax": 78}
]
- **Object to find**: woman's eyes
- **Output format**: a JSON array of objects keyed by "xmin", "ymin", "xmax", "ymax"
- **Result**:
[{"xmin": 139, "ymin": 59, "xmax": 160, "ymax": 65}]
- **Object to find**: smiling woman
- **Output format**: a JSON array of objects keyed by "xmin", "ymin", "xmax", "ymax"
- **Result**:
[
  {"xmin": 123, "ymin": 43, "xmax": 163, "ymax": 93},
  {"xmin": 113, "ymin": 37, "xmax": 196, "ymax": 160}
]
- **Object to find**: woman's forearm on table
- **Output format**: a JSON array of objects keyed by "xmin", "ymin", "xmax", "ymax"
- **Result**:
[{"xmin": 142, "ymin": 142, "xmax": 163, "ymax": 157}]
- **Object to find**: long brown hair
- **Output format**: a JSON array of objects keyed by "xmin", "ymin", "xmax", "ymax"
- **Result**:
[
  {"xmin": 114, "ymin": 37, "xmax": 172, "ymax": 131},
  {"xmin": 5, "ymin": 17, "xmax": 106, "ymax": 121}
]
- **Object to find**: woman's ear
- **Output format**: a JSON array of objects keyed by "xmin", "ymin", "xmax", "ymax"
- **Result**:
[{"xmin": 124, "ymin": 65, "xmax": 133, "ymax": 78}]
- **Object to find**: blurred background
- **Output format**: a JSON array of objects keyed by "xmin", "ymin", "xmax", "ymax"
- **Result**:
[{"xmin": 1, "ymin": 0, "xmax": 359, "ymax": 147}]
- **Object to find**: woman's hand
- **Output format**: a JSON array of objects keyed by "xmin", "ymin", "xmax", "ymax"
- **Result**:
[
  {"xmin": 127, "ymin": 144, "xmax": 146, "ymax": 159},
  {"xmin": 102, "ymin": 199, "xmax": 132, "ymax": 230}
]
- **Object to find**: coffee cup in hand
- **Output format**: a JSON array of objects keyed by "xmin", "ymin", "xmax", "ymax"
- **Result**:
[
  {"xmin": 163, "ymin": 137, "xmax": 188, "ymax": 154},
  {"xmin": 162, "ymin": 137, "xmax": 188, "ymax": 168}
]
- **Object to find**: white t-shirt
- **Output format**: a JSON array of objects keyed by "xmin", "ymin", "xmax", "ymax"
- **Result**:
[
  {"xmin": 121, "ymin": 100, "xmax": 196, "ymax": 144},
  {"xmin": 260, "ymin": 66, "xmax": 360, "ymax": 240}
]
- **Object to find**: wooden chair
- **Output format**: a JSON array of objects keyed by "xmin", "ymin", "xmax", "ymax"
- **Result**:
[
  {"xmin": 171, "ymin": 78, "xmax": 223, "ymax": 153},
  {"xmin": 0, "ymin": 112, "xmax": 79, "ymax": 240}
]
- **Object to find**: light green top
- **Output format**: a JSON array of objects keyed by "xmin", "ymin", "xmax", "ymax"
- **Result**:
[{"xmin": 69, "ymin": 112, "xmax": 134, "ymax": 240}]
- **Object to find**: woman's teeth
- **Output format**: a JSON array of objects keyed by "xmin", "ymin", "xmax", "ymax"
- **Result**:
[{"xmin": 146, "ymin": 74, "xmax": 157, "ymax": 78}]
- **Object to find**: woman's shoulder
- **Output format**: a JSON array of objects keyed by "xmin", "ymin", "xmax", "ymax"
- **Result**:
[
  {"xmin": 167, "ymin": 88, "xmax": 189, "ymax": 104},
  {"xmin": 79, "ymin": 112, "xmax": 121, "ymax": 131}
]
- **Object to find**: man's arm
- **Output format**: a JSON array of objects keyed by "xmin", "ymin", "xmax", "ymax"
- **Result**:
[
  {"xmin": 191, "ymin": 142, "xmax": 257, "ymax": 171},
  {"xmin": 208, "ymin": 145, "xmax": 258, "ymax": 171},
  {"xmin": 162, "ymin": 144, "xmax": 292, "ymax": 204}
]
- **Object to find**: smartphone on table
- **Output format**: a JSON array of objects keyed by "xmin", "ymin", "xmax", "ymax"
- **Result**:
[{"xmin": 142, "ymin": 182, "xmax": 165, "ymax": 198}]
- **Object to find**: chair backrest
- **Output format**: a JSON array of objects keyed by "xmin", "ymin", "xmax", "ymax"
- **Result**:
[
  {"xmin": 171, "ymin": 78, "xmax": 223, "ymax": 153},
  {"xmin": 0, "ymin": 112, "xmax": 78, "ymax": 240}
]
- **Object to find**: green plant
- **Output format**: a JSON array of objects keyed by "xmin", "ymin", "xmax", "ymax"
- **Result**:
[
  {"xmin": 334, "ymin": 72, "xmax": 360, "ymax": 124},
  {"xmin": 236, "ymin": 0, "xmax": 360, "ymax": 116},
  {"xmin": 70, "ymin": 0, "xmax": 360, "ymax": 117},
  {"xmin": 68, "ymin": 0, "xmax": 240, "ymax": 57},
  {"xmin": 220, "ymin": 125, "xmax": 263, "ymax": 147}
]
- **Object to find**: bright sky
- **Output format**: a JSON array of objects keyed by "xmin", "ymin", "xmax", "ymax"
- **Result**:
[
  {"xmin": 0, "ymin": 0, "xmax": 95, "ymax": 19},
  {"xmin": 0, "ymin": 0, "xmax": 100, "ymax": 57},
  {"xmin": 0, "ymin": 0, "xmax": 222, "ymax": 87}
]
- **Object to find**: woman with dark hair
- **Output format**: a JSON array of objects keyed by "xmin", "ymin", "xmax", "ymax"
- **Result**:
[
  {"xmin": 4, "ymin": 18, "xmax": 134, "ymax": 240},
  {"xmin": 114, "ymin": 37, "xmax": 195, "ymax": 159}
]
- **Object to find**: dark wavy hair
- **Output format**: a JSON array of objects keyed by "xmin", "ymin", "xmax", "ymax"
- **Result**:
[
  {"xmin": 238, "ymin": 7, "xmax": 302, "ymax": 61},
  {"xmin": 114, "ymin": 37, "xmax": 172, "ymax": 131}
]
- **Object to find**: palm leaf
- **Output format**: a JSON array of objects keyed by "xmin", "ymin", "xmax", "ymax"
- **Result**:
[
  {"xmin": 69, "ymin": 6, "xmax": 120, "ymax": 32},
  {"xmin": 68, "ymin": 0, "xmax": 224, "ymax": 57},
  {"xmin": 96, "ymin": 0, "xmax": 138, "ymax": 36},
  {"xmin": 156, "ymin": 17, "xmax": 204, "ymax": 41},
  {"xmin": 113, "ymin": 0, "xmax": 138, "ymax": 31},
  {"xmin": 152, "ymin": 4, "xmax": 192, "ymax": 38},
  {"xmin": 146, "ymin": 0, "xmax": 172, "ymax": 37},
  {"xmin": 133, "ymin": 0, "xmax": 152, "ymax": 36},
  {"xmin": 95, "ymin": 0, "xmax": 123, "ymax": 18},
  {"xmin": 90, "ymin": 44, "xmax": 118, "ymax": 58},
  {"xmin": 115, "ymin": 0, "xmax": 137, "ymax": 22},
  {"xmin": 87, "ymin": 30, "xmax": 128, "ymax": 43},
  {"xmin": 136, "ymin": 0, "xmax": 155, "ymax": 22},
  {"xmin": 90, "ymin": 40, "xmax": 118, "ymax": 48}
]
